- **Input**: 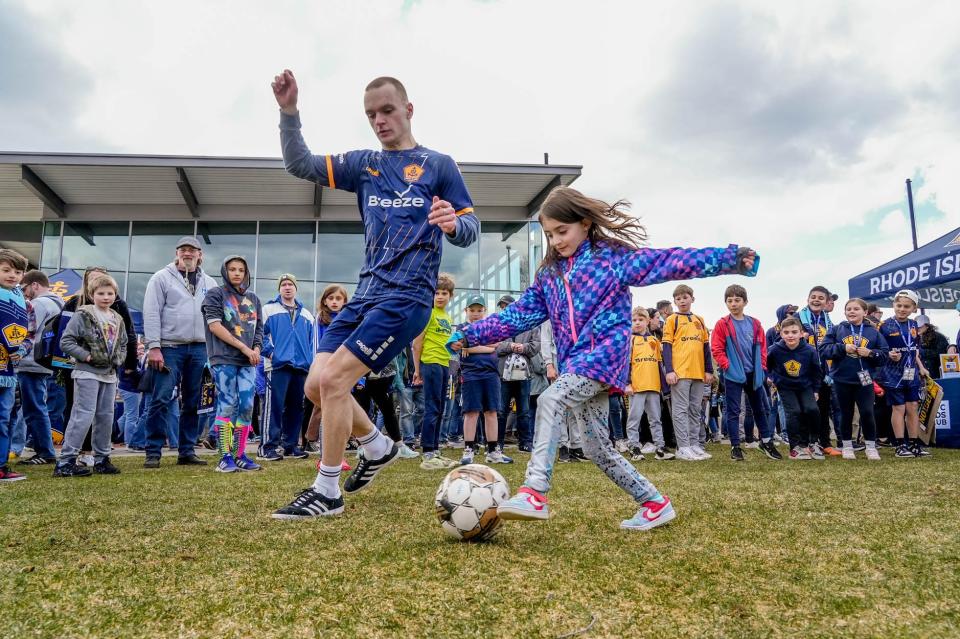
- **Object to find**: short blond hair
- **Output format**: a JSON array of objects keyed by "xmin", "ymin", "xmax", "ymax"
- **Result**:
[
  {"xmin": 632, "ymin": 306, "xmax": 649, "ymax": 319},
  {"xmin": 87, "ymin": 273, "xmax": 119, "ymax": 297},
  {"xmin": 673, "ymin": 284, "xmax": 694, "ymax": 298}
]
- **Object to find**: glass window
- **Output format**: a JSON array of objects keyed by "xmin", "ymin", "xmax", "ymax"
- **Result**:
[
  {"xmin": 129, "ymin": 221, "xmax": 196, "ymax": 275},
  {"xmin": 440, "ymin": 242, "xmax": 480, "ymax": 290},
  {"xmin": 41, "ymin": 221, "xmax": 61, "ymax": 270},
  {"xmin": 124, "ymin": 271, "xmax": 153, "ymax": 312},
  {"xmin": 317, "ymin": 222, "xmax": 364, "ymax": 285},
  {"xmin": 529, "ymin": 221, "xmax": 544, "ymax": 277},
  {"xmin": 195, "ymin": 222, "xmax": 257, "ymax": 276},
  {"xmin": 257, "ymin": 221, "xmax": 315, "ymax": 281},
  {"xmin": 447, "ymin": 288, "xmax": 481, "ymax": 325},
  {"xmin": 480, "ymin": 222, "xmax": 528, "ymax": 292},
  {"xmin": 60, "ymin": 221, "xmax": 130, "ymax": 273},
  {"xmin": 0, "ymin": 221, "xmax": 44, "ymax": 269}
]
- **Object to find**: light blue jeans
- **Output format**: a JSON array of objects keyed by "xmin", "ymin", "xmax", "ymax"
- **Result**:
[{"xmin": 119, "ymin": 390, "xmax": 143, "ymax": 448}]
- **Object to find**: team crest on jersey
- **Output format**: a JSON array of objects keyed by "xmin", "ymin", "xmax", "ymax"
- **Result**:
[
  {"xmin": 365, "ymin": 166, "xmax": 380, "ymax": 177},
  {"xmin": 784, "ymin": 360, "xmax": 802, "ymax": 377},
  {"xmin": 2, "ymin": 323, "xmax": 27, "ymax": 346},
  {"xmin": 403, "ymin": 164, "xmax": 425, "ymax": 183}
]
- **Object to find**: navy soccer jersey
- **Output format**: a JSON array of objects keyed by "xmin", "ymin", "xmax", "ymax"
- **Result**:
[
  {"xmin": 876, "ymin": 317, "xmax": 920, "ymax": 388},
  {"xmin": 456, "ymin": 322, "xmax": 499, "ymax": 382},
  {"xmin": 280, "ymin": 113, "xmax": 479, "ymax": 307}
]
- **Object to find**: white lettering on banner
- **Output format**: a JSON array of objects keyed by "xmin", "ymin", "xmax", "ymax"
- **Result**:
[
  {"xmin": 935, "ymin": 400, "xmax": 950, "ymax": 430},
  {"xmin": 367, "ymin": 195, "xmax": 426, "ymax": 208},
  {"xmin": 934, "ymin": 253, "xmax": 960, "ymax": 278},
  {"xmin": 870, "ymin": 277, "xmax": 880, "ymax": 295}
]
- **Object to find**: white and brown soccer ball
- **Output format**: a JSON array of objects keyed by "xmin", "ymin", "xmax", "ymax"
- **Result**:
[{"xmin": 434, "ymin": 464, "xmax": 511, "ymax": 542}]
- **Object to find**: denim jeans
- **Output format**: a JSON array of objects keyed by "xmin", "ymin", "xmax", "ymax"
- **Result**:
[
  {"xmin": 399, "ymin": 385, "xmax": 424, "ymax": 445},
  {"xmin": 19, "ymin": 372, "xmax": 56, "ymax": 458},
  {"xmin": 266, "ymin": 366, "xmax": 307, "ymax": 452},
  {"xmin": 608, "ymin": 394, "xmax": 625, "ymax": 441},
  {"xmin": 11, "ymin": 408, "xmax": 26, "ymax": 455},
  {"xmin": 144, "ymin": 343, "xmax": 206, "ymax": 458},
  {"xmin": 420, "ymin": 363, "xmax": 449, "ymax": 452},
  {"xmin": 725, "ymin": 374, "xmax": 772, "ymax": 446},
  {"xmin": 119, "ymin": 390, "xmax": 143, "ymax": 448},
  {"xmin": 46, "ymin": 375, "xmax": 67, "ymax": 440},
  {"xmin": 498, "ymin": 379, "xmax": 532, "ymax": 448},
  {"xmin": 0, "ymin": 386, "xmax": 16, "ymax": 464},
  {"xmin": 440, "ymin": 386, "xmax": 463, "ymax": 441},
  {"xmin": 139, "ymin": 390, "xmax": 181, "ymax": 450}
]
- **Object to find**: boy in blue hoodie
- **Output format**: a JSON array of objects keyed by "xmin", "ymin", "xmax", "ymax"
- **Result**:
[
  {"xmin": 710, "ymin": 284, "xmax": 781, "ymax": 462},
  {"xmin": 767, "ymin": 317, "xmax": 823, "ymax": 460},
  {"xmin": 202, "ymin": 255, "xmax": 264, "ymax": 473},
  {"xmin": 0, "ymin": 249, "xmax": 29, "ymax": 482},
  {"xmin": 261, "ymin": 274, "xmax": 315, "ymax": 461}
]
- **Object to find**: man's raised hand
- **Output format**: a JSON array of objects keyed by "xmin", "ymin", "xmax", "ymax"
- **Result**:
[
  {"xmin": 272, "ymin": 69, "xmax": 299, "ymax": 115},
  {"xmin": 428, "ymin": 196, "xmax": 458, "ymax": 235}
]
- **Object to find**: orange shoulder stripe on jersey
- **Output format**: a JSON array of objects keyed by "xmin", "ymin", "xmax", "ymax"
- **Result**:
[
  {"xmin": 455, "ymin": 207, "xmax": 474, "ymax": 216},
  {"xmin": 325, "ymin": 155, "xmax": 335, "ymax": 189}
]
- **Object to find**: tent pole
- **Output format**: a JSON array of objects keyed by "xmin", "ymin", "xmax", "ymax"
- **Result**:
[{"xmin": 905, "ymin": 179, "xmax": 924, "ymax": 312}]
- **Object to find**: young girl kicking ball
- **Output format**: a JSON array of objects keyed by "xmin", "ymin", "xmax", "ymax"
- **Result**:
[{"xmin": 448, "ymin": 186, "xmax": 758, "ymax": 530}]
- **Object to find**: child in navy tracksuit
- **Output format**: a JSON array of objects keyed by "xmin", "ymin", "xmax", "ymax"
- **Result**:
[
  {"xmin": 767, "ymin": 317, "xmax": 823, "ymax": 459},
  {"xmin": 819, "ymin": 298, "xmax": 889, "ymax": 460},
  {"xmin": 450, "ymin": 186, "xmax": 758, "ymax": 530}
]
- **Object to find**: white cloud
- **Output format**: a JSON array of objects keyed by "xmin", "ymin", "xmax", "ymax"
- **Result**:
[{"xmin": 5, "ymin": 0, "xmax": 960, "ymax": 338}]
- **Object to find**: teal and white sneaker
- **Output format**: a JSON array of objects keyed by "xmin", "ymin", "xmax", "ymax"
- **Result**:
[
  {"xmin": 485, "ymin": 449, "xmax": 513, "ymax": 464},
  {"xmin": 498, "ymin": 486, "xmax": 550, "ymax": 520},
  {"xmin": 216, "ymin": 455, "xmax": 239, "ymax": 473},
  {"xmin": 459, "ymin": 448, "xmax": 474, "ymax": 466},
  {"xmin": 620, "ymin": 495, "xmax": 676, "ymax": 531},
  {"xmin": 397, "ymin": 443, "xmax": 420, "ymax": 459}
]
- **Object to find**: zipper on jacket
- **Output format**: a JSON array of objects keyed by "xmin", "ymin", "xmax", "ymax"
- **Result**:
[{"xmin": 560, "ymin": 257, "xmax": 579, "ymax": 343}]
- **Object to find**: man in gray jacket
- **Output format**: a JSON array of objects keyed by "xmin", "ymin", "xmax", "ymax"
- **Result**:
[
  {"xmin": 142, "ymin": 236, "xmax": 218, "ymax": 468},
  {"xmin": 16, "ymin": 270, "xmax": 63, "ymax": 465}
]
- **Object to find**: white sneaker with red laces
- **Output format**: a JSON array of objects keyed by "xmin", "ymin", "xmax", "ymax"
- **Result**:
[
  {"xmin": 498, "ymin": 486, "xmax": 550, "ymax": 521},
  {"xmin": 621, "ymin": 495, "xmax": 676, "ymax": 531}
]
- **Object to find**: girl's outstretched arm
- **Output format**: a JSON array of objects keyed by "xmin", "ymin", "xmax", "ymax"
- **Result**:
[
  {"xmin": 619, "ymin": 245, "xmax": 757, "ymax": 287},
  {"xmin": 459, "ymin": 284, "xmax": 549, "ymax": 348}
]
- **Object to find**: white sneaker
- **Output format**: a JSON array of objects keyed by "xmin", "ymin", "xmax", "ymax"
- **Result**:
[
  {"xmin": 420, "ymin": 454, "xmax": 449, "ymax": 470},
  {"xmin": 692, "ymin": 446, "xmax": 712, "ymax": 459},
  {"xmin": 640, "ymin": 442, "xmax": 657, "ymax": 455},
  {"xmin": 841, "ymin": 447, "xmax": 856, "ymax": 460},
  {"xmin": 865, "ymin": 447, "xmax": 881, "ymax": 461},
  {"xmin": 459, "ymin": 448, "xmax": 474, "ymax": 466},
  {"xmin": 397, "ymin": 443, "xmax": 420, "ymax": 459},
  {"xmin": 78, "ymin": 454, "xmax": 95, "ymax": 467},
  {"xmin": 615, "ymin": 439, "xmax": 629, "ymax": 453},
  {"xmin": 743, "ymin": 441, "xmax": 760, "ymax": 449},
  {"xmin": 675, "ymin": 447, "xmax": 699, "ymax": 461},
  {"xmin": 772, "ymin": 433, "xmax": 787, "ymax": 446},
  {"xmin": 435, "ymin": 453, "xmax": 458, "ymax": 468}
]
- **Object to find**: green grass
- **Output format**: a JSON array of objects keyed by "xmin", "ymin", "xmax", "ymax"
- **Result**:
[{"xmin": 3, "ymin": 447, "xmax": 960, "ymax": 639}]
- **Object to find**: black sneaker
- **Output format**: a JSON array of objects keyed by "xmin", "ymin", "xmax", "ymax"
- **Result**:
[
  {"xmin": 518, "ymin": 444, "xmax": 533, "ymax": 453},
  {"xmin": 284, "ymin": 447, "xmax": 309, "ymax": 460},
  {"xmin": 558, "ymin": 446, "xmax": 571, "ymax": 463},
  {"xmin": 570, "ymin": 447, "xmax": 588, "ymax": 462},
  {"xmin": 18, "ymin": 455, "xmax": 56, "ymax": 465},
  {"xmin": 630, "ymin": 446, "xmax": 645, "ymax": 461},
  {"xmin": 271, "ymin": 488, "xmax": 345, "ymax": 519},
  {"xmin": 760, "ymin": 441, "xmax": 783, "ymax": 460},
  {"xmin": 345, "ymin": 438, "xmax": 359, "ymax": 452},
  {"xmin": 93, "ymin": 457, "xmax": 121, "ymax": 475},
  {"xmin": 895, "ymin": 444, "xmax": 914, "ymax": 458},
  {"xmin": 877, "ymin": 438, "xmax": 894, "ymax": 448},
  {"xmin": 853, "ymin": 441, "xmax": 866, "ymax": 452},
  {"xmin": 343, "ymin": 443, "xmax": 400, "ymax": 494},
  {"xmin": 655, "ymin": 447, "xmax": 675, "ymax": 460},
  {"xmin": 730, "ymin": 446, "xmax": 745, "ymax": 462},
  {"xmin": 910, "ymin": 442, "xmax": 932, "ymax": 458},
  {"xmin": 201, "ymin": 435, "xmax": 217, "ymax": 450},
  {"xmin": 144, "ymin": 457, "xmax": 161, "ymax": 469},
  {"xmin": 53, "ymin": 461, "xmax": 93, "ymax": 478},
  {"xmin": 176, "ymin": 454, "xmax": 208, "ymax": 466}
]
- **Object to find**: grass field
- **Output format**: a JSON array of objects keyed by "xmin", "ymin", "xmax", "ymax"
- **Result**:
[{"xmin": 3, "ymin": 445, "xmax": 960, "ymax": 639}]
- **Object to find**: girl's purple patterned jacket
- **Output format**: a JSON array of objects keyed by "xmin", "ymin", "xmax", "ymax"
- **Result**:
[{"xmin": 462, "ymin": 240, "xmax": 747, "ymax": 389}]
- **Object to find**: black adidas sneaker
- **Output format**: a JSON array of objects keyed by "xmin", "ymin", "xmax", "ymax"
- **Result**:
[
  {"xmin": 343, "ymin": 442, "xmax": 401, "ymax": 494},
  {"xmin": 272, "ymin": 488, "xmax": 345, "ymax": 520}
]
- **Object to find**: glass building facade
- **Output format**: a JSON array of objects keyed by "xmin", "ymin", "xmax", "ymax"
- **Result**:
[{"xmin": 2, "ymin": 219, "xmax": 542, "ymax": 315}]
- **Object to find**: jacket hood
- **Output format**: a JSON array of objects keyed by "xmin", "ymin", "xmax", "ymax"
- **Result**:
[
  {"xmin": 221, "ymin": 255, "xmax": 251, "ymax": 295},
  {"xmin": 776, "ymin": 304, "xmax": 795, "ymax": 323}
]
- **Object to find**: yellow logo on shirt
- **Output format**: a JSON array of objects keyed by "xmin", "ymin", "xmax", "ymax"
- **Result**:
[
  {"xmin": 365, "ymin": 167, "xmax": 380, "ymax": 177},
  {"xmin": 785, "ymin": 360, "xmax": 802, "ymax": 377},
  {"xmin": 0, "ymin": 345, "xmax": 7, "ymax": 369},
  {"xmin": 2, "ymin": 323, "xmax": 27, "ymax": 346},
  {"xmin": 403, "ymin": 164, "xmax": 425, "ymax": 183}
]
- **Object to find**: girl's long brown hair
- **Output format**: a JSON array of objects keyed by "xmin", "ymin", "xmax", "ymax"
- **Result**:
[
  {"xmin": 317, "ymin": 284, "xmax": 349, "ymax": 326},
  {"xmin": 537, "ymin": 186, "xmax": 647, "ymax": 274},
  {"xmin": 76, "ymin": 266, "xmax": 109, "ymax": 306}
]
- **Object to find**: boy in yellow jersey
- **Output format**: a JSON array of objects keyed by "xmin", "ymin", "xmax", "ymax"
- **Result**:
[
  {"xmin": 662, "ymin": 284, "xmax": 713, "ymax": 461},
  {"xmin": 625, "ymin": 308, "xmax": 674, "ymax": 461},
  {"xmin": 413, "ymin": 273, "xmax": 457, "ymax": 469}
]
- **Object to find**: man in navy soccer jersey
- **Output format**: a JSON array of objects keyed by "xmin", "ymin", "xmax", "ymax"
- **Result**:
[{"xmin": 270, "ymin": 70, "xmax": 480, "ymax": 519}]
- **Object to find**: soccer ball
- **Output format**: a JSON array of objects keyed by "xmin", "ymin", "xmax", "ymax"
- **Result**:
[{"xmin": 434, "ymin": 464, "xmax": 510, "ymax": 542}]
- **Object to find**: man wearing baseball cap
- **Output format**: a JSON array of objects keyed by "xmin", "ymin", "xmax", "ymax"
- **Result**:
[
  {"xmin": 142, "ymin": 236, "xmax": 218, "ymax": 468},
  {"xmin": 260, "ymin": 273, "xmax": 316, "ymax": 461}
]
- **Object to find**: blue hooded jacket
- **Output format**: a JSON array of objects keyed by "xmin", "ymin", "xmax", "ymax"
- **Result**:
[{"xmin": 262, "ymin": 295, "xmax": 315, "ymax": 372}]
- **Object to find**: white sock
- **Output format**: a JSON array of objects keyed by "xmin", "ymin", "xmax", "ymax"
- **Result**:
[
  {"xmin": 842, "ymin": 439, "xmax": 853, "ymax": 449},
  {"xmin": 865, "ymin": 440, "xmax": 877, "ymax": 449},
  {"xmin": 358, "ymin": 428, "xmax": 392, "ymax": 460},
  {"xmin": 312, "ymin": 464, "xmax": 342, "ymax": 498}
]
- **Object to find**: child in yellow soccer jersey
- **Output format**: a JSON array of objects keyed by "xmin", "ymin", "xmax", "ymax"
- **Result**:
[
  {"xmin": 624, "ymin": 308, "xmax": 674, "ymax": 461},
  {"xmin": 662, "ymin": 284, "xmax": 713, "ymax": 461}
]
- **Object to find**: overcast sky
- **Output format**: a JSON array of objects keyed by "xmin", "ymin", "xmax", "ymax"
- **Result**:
[{"xmin": 2, "ymin": 0, "xmax": 958, "ymax": 340}]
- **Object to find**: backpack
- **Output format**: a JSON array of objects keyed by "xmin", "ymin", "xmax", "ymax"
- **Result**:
[
  {"xmin": 502, "ymin": 353, "xmax": 530, "ymax": 381},
  {"xmin": 31, "ymin": 296, "xmax": 67, "ymax": 370}
]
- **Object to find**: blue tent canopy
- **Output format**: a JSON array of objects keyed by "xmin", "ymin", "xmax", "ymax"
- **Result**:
[{"xmin": 848, "ymin": 227, "xmax": 960, "ymax": 309}]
